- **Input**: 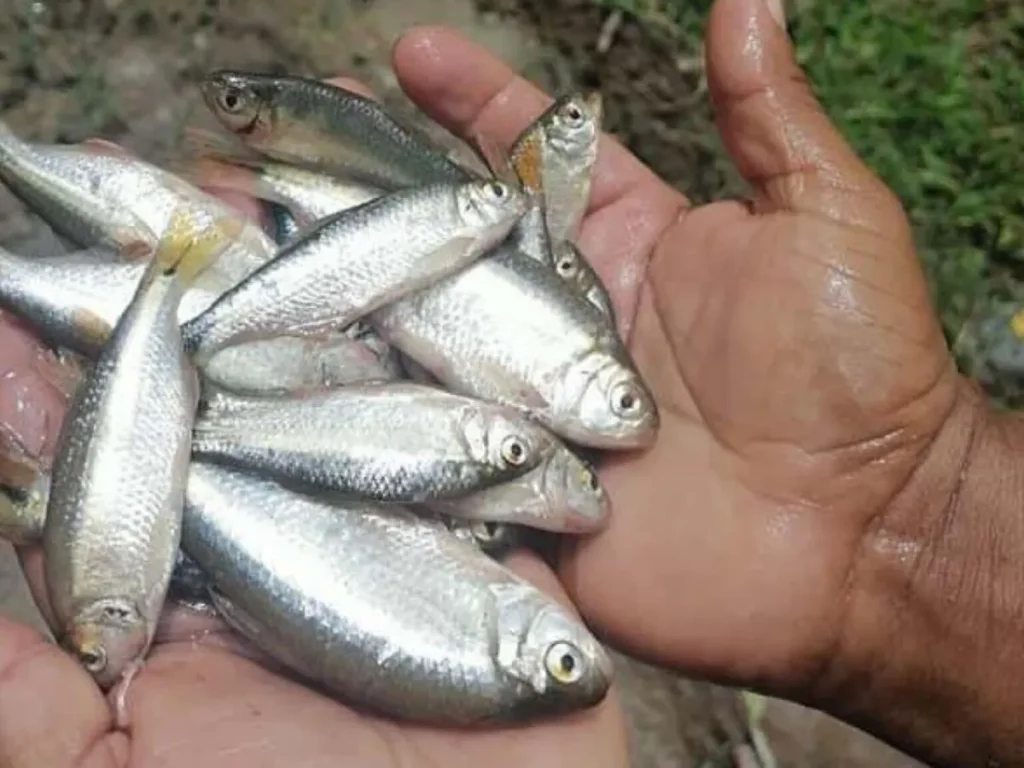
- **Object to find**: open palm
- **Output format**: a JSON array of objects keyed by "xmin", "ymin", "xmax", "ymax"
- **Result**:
[{"xmin": 0, "ymin": 0, "xmax": 965, "ymax": 765}]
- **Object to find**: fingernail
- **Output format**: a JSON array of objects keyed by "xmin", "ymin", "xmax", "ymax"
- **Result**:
[{"xmin": 764, "ymin": 0, "xmax": 787, "ymax": 30}]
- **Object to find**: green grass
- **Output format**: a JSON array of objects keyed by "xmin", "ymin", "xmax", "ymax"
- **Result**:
[{"xmin": 596, "ymin": 0, "xmax": 1024, "ymax": 406}]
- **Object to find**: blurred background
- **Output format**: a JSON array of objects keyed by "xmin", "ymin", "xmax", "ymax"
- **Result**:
[{"xmin": 0, "ymin": 0, "xmax": 1019, "ymax": 764}]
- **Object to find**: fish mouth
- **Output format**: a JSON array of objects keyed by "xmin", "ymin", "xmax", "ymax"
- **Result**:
[{"xmin": 582, "ymin": 90, "xmax": 604, "ymax": 125}]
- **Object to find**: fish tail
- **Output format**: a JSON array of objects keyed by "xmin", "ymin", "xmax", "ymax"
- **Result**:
[{"xmin": 152, "ymin": 204, "xmax": 244, "ymax": 285}]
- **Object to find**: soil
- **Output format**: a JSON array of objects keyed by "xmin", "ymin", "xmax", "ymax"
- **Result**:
[{"xmin": 0, "ymin": 1, "xmax": 927, "ymax": 766}]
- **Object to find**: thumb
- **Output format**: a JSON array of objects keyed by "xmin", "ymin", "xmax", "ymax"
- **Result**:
[{"xmin": 706, "ymin": 0, "xmax": 894, "ymax": 215}]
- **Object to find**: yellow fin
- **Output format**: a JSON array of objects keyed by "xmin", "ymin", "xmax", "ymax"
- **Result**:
[{"xmin": 152, "ymin": 204, "xmax": 245, "ymax": 285}]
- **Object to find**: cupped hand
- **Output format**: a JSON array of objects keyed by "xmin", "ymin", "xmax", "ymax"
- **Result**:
[{"xmin": 389, "ymin": 0, "xmax": 963, "ymax": 699}]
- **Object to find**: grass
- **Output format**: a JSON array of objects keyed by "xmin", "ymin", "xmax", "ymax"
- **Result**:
[{"xmin": 595, "ymin": 0, "xmax": 1024, "ymax": 407}]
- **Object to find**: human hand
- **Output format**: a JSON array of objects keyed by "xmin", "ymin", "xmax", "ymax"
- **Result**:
[{"xmin": 386, "ymin": 0, "xmax": 973, "ymax": 710}]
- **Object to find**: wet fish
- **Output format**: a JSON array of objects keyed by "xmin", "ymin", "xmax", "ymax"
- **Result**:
[
  {"xmin": 552, "ymin": 241, "xmax": 616, "ymax": 323},
  {"xmin": 180, "ymin": 127, "xmax": 384, "ymax": 228},
  {"xmin": 428, "ymin": 443, "xmax": 609, "ymax": 534},
  {"xmin": 0, "ymin": 245, "xmax": 223, "ymax": 356},
  {"xmin": 371, "ymin": 243, "xmax": 658, "ymax": 450},
  {"xmin": 192, "ymin": 382, "xmax": 558, "ymax": 503},
  {"xmin": 202, "ymin": 332, "xmax": 399, "ymax": 395},
  {"xmin": 0, "ymin": 125, "xmax": 276, "ymax": 280},
  {"xmin": 201, "ymin": 71, "xmax": 474, "ymax": 190},
  {"xmin": 0, "ymin": 124, "xmax": 153, "ymax": 255},
  {"xmin": 42, "ymin": 210, "xmax": 232, "ymax": 688},
  {"xmin": 443, "ymin": 518, "xmax": 526, "ymax": 560},
  {"xmin": 510, "ymin": 92, "xmax": 602, "ymax": 246},
  {"xmin": 182, "ymin": 179, "xmax": 526, "ymax": 363},
  {"xmin": 181, "ymin": 461, "xmax": 613, "ymax": 724}
]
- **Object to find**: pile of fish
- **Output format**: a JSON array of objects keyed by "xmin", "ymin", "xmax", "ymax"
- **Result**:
[{"xmin": 0, "ymin": 70, "xmax": 658, "ymax": 724}]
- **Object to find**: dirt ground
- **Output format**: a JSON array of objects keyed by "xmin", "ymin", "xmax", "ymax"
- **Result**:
[{"xmin": 0, "ymin": 0, "xmax": 929, "ymax": 765}]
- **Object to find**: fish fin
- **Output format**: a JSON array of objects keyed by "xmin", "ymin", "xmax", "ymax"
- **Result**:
[
  {"xmin": 506, "ymin": 131, "xmax": 544, "ymax": 196},
  {"xmin": 77, "ymin": 138, "xmax": 133, "ymax": 158},
  {"xmin": 151, "ymin": 204, "xmax": 244, "ymax": 285},
  {"xmin": 171, "ymin": 155, "xmax": 279, "ymax": 206},
  {"xmin": 180, "ymin": 126, "xmax": 267, "ymax": 168}
]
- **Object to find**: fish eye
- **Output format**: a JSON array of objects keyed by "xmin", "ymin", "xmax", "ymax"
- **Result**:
[
  {"xmin": 544, "ymin": 641, "xmax": 584, "ymax": 685},
  {"xmin": 610, "ymin": 382, "xmax": 642, "ymax": 418},
  {"xmin": 556, "ymin": 255, "xmax": 577, "ymax": 277},
  {"xmin": 218, "ymin": 86, "xmax": 248, "ymax": 114},
  {"xmin": 486, "ymin": 182, "xmax": 508, "ymax": 200},
  {"xmin": 78, "ymin": 646, "xmax": 107, "ymax": 674},
  {"xmin": 500, "ymin": 435, "xmax": 529, "ymax": 467},
  {"xmin": 559, "ymin": 103, "xmax": 586, "ymax": 126}
]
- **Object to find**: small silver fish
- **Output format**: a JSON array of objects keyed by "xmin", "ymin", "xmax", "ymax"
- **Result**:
[
  {"xmin": 510, "ymin": 92, "xmax": 602, "ymax": 246},
  {"xmin": 182, "ymin": 180, "xmax": 526, "ymax": 363},
  {"xmin": 42, "ymin": 210, "xmax": 233, "ymax": 688},
  {"xmin": 181, "ymin": 461, "xmax": 613, "ymax": 724},
  {"xmin": 429, "ymin": 443, "xmax": 609, "ymax": 534},
  {"xmin": 0, "ymin": 246, "xmax": 223, "ymax": 356},
  {"xmin": 200, "ymin": 71, "xmax": 474, "ymax": 190},
  {"xmin": 372, "ymin": 243, "xmax": 658, "ymax": 450},
  {"xmin": 0, "ymin": 123, "xmax": 276, "ymax": 278},
  {"xmin": 192, "ymin": 382, "xmax": 559, "ymax": 503}
]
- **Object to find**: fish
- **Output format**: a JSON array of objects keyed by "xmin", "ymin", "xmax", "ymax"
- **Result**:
[
  {"xmin": 42, "ymin": 208, "xmax": 234, "ymax": 689},
  {"xmin": 0, "ymin": 124, "xmax": 277, "ymax": 280},
  {"xmin": 428, "ymin": 443, "xmax": 609, "ymax": 534},
  {"xmin": 200, "ymin": 71, "xmax": 475, "ymax": 190},
  {"xmin": 0, "ymin": 245, "xmax": 224, "ymax": 357},
  {"xmin": 181, "ymin": 461, "xmax": 613, "ymax": 724},
  {"xmin": 371, "ymin": 243, "xmax": 658, "ymax": 450},
  {"xmin": 0, "ymin": 124, "xmax": 154, "ymax": 256},
  {"xmin": 178, "ymin": 127, "xmax": 385, "ymax": 228},
  {"xmin": 509, "ymin": 92, "xmax": 602, "ymax": 246},
  {"xmin": 201, "ymin": 331, "xmax": 400, "ymax": 395},
  {"xmin": 0, "ymin": 244, "xmax": 384, "ymax": 396},
  {"xmin": 192, "ymin": 382, "xmax": 559, "ymax": 504},
  {"xmin": 442, "ymin": 518, "xmax": 527, "ymax": 560},
  {"xmin": 552, "ymin": 241, "xmax": 616, "ymax": 323},
  {"xmin": 181, "ymin": 179, "xmax": 526, "ymax": 363}
]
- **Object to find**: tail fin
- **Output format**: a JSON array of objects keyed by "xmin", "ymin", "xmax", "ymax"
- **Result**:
[{"xmin": 150, "ymin": 204, "xmax": 245, "ymax": 286}]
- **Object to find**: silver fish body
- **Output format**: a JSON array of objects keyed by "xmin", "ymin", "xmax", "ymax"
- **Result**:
[
  {"xmin": 247, "ymin": 162, "xmax": 384, "ymax": 226},
  {"xmin": 0, "ymin": 124, "xmax": 151, "ymax": 252},
  {"xmin": 181, "ymin": 461, "xmax": 613, "ymax": 724},
  {"xmin": 43, "ymin": 260, "xmax": 199, "ymax": 688},
  {"xmin": 182, "ymin": 180, "xmax": 526, "ymax": 361},
  {"xmin": 202, "ymin": 332, "xmax": 399, "ymax": 395},
  {"xmin": 372, "ymin": 244, "xmax": 658, "ymax": 449},
  {"xmin": 202, "ymin": 71, "xmax": 474, "ymax": 190},
  {"xmin": 192, "ymin": 382, "xmax": 558, "ymax": 503},
  {"xmin": 509, "ymin": 93, "xmax": 602, "ymax": 246},
  {"xmin": 0, "ymin": 247, "xmax": 222, "ymax": 356},
  {"xmin": 429, "ymin": 443, "xmax": 609, "ymax": 534}
]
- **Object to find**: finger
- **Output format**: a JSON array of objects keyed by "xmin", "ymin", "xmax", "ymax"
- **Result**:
[
  {"xmin": 391, "ymin": 26, "xmax": 686, "ymax": 212},
  {"xmin": 706, "ymin": 0, "xmax": 898, "ymax": 215},
  {"xmin": 0, "ymin": 617, "xmax": 123, "ymax": 767}
]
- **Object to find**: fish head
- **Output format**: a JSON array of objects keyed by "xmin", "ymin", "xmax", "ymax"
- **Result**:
[
  {"xmin": 553, "ymin": 350, "xmax": 658, "ymax": 449},
  {"xmin": 539, "ymin": 447, "xmax": 610, "ymax": 534},
  {"xmin": 455, "ymin": 180, "xmax": 529, "ymax": 241},
  {"xmin": 64, "ymin": 597, "xmax": 149, "ymax": 689},
  {"xmin": 201, "ymin": 71, "xmax": 276, "ymax": 140},
  {"xmin": 545, "ymin": 91, "xmax": 603, "ymax": 159},
  {"xmin": 496, "ymin": 594, "xmax": 613, "ymax": 715}
]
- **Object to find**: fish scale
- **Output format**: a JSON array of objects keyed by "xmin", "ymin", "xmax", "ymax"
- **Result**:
[{"xmin": 182, "ymin": 462, "xmax": 612, "ymax": 724}]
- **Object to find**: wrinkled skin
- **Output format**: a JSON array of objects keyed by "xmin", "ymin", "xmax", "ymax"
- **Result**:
[{"xmin": 0, "ymin": 1, "xmax": 967, "ymax": 765}]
